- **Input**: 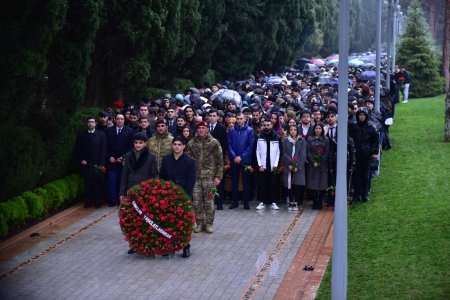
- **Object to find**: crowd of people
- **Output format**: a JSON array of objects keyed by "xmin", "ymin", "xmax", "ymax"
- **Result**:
[{"xmin": 76, "ymin": 63, "xmax": 407, "ymax": 256}]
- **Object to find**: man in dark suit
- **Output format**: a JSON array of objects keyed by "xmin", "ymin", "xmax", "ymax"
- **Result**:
[
  {"xmin": 207, "ymin": 109, "xmax": 228, "ymax": 210},
  {"xmin": 160, "ymin": 137, "xmax": 197, "ymax": 258},
  {"xmin": 76, "ymin": 116, "xmax": 107, "ymax": 208},
  {"xmin": 165, "ymin": 105, "xmax": 178, "ymax": 136},
  {"xmin": 105, "ymin": 113, "xmax": 133, "ymax": 206}
]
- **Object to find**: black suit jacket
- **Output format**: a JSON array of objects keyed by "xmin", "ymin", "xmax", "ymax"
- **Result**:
[
  {"xmin": 159, "ymin": 153, "xmax": 197, "ymax": 198},
  {"xmin": 105, "ymin": 126, "xmax": 134, "ymax": 171},
  {"xmin": 76, "ymin": 130, "xmax": 107, "ymax": 178},
  {"xmin": 210, "ymin": 123, "xmax": 228, "ymax": 157}
]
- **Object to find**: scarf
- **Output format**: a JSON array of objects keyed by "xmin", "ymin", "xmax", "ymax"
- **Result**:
[{"xmin": 129, "ymin": 148, "xmax": 149, "ymax": 171}]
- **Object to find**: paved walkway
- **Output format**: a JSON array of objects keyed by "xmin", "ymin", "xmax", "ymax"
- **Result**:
[{"xmin": 0, "ymin": 202, "xmax": 333, "ymax": 300}]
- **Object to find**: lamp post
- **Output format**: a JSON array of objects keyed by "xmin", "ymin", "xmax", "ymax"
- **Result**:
[
  {"xmin": 331, "ymin": 0, "xmax": 349, "ymax": 298},
  {"xmin": 375, "ymin": 0, "xmax": 381, "ymax": 112},
  {"xmin": 386, "ymin": 0, "xmax": 392, "ymax": 90}
]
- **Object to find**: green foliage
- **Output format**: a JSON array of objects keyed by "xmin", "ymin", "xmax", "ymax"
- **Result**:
[
  {"xmin": 200, "ymin": 69, "xmax": 216, "ymax": 87},
  {"xmin": 180, "ymin": 0, "xmax": 226, "ymax": 83},
  {"xmin": 396, "ymin": 1, "xmax": 444, "ymax": 97},
  {"xmin": 43, "ymin": 182, "xmax": 65, "ymax": 210},
  {"xmin": 0, "ymin": 126, "xmax": 47, "ymax": 201},
  {"xmin": 168, "ymin": 78, "xmax": 195, "ymax": 94},
  {"xmin": 64, "ymin": 174, "xmax": 84, "ymax": 200},
  {"xmin": 0, "ymin": 0, "xmax": 68, "ymax": 125},
  {"xmin": 46, "ymin": 107, "xmax": 100, "ymax": 181},
  {"xmin": 21, "ymin": 191, "xmax": 44, "ymax": 219},
  {"xmin": 0, "ymin": 173, "xmax": 84, "ymax": 238},
  {"xmin": 317, "ymin": 96, "xmax": 450, "ymax": 299},
  {"xmin": 0, "ymin": 212, "xmax": 7, "ymax": 238},
  {"xmin": 142, "ymin": 87, "xmax": 172, "ymax": 101},
  {"xmin": 34, "ymin": 188, "xmax": 53, "ymax": 215},
  {"xmin": 0, "ymin": 197, "xmax": 28, "ymax": 227},
  {"xmin": 46, "ymin": 0, "xmax": 103, "ymax": 115}
]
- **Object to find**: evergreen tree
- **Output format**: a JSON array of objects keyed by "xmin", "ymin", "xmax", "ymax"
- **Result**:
[
  {"xmin": 179, "ymin": 0, "xmax": 226, "ymax": 84},
  {"xmin": 0, "ymin": 0, "xmax": 68, "ymax": 125},
  {"xmin": 396, "ymin": 1, "xmax": 444, "ymax": 97}
]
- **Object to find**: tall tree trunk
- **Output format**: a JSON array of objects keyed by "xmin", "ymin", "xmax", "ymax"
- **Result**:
[
  {"xmin": 444, "ymin": 0, "xmax": 450, "ymax": 92},
  {"xmin": 445, "ymin": 88, "xmax": 450, "ymax": 141},
  {"xmin": 443, "ymin": 0, "xmax": 450, "ymax": 142}
]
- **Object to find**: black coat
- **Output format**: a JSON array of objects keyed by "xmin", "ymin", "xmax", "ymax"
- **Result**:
[
  {"xmin": 76, "ymin": 130, "xmax": 107, "ymax": 179},
  {"xmin": 210, "ymin": 123, "xmax": 228, "ymax": 157},
  {"xmin": 159, "ymin": 153, "xmax": 197, "ymax": 198},
  {"xmin": 119, "ymin": 148, "xmax": 158, "ymax": 196},
  {"xmin": 105, "ymin": 126, "xmax": 134, "ymax": 171},
  {"xmin": 349, "ymin": 116, "xmax": 379, "ymax": 159}
]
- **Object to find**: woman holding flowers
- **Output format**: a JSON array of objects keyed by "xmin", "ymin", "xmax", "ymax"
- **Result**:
[
  {"xmin": 306, "ymin": 123, "xmax": 329, "ymax": 210},
  {"xmin": 282, "ymin": 125, "xmax": 307, "ymax": 211}
]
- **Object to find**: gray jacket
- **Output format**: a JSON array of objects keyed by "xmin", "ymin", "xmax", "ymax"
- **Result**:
[{"xmin": 282, "ymin": 136, "xmax": 307, "ymax": 187}]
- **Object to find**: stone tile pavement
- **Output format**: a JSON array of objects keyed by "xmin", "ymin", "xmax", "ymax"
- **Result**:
[{"xmin": 0, "ymin": 203, "xmax": 322, "ymax": 300}]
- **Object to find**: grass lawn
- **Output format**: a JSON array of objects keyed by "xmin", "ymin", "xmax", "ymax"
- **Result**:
[{"xmin": 316, "ymin": 95, "xmax": 450, "ymax": 299}]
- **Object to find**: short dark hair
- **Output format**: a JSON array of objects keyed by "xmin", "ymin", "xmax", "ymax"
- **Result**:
[
  {"xmin": 208, "ymin": 108, "xmax": 218, "ymax": 115},
  {"xmin": 86, "ymin": 115, "xmax": 96, "ymax": 121},
  {"xmin": 172, "ymin": 137, "xmax": 186, "ymax": 145}
]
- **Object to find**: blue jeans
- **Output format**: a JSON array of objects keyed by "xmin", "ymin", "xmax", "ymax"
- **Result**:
[{"xmin": 107, "ymin": 170, "xmax": 122, "ymax": 205}]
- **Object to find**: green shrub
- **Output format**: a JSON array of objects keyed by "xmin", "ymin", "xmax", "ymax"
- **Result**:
[
  {"xmin": 200, "ymin": 69, "xmax": 216, "ymax": 87},
  {"xmin": 168, "ymin": 78, "xmax": 194, "ymax": 94},
  {"xmin": 21, "ymin": 191, "xmax": 44, "ymax": 219},
  {"xmin": 44, "ymin": 182, "xmax": 65, "ymax": 210},
  {"xmin": 34, "ymin": 188, "xmax": 52, "ymax": 215},
  {"xmin": 0, "ymin": 126, "xmax": 47, "ymax": 200},
  {"xmin": 143, "ymin": 87, "xmax": 171, "ymax": 99},
  {"xmin": 0, "ymin": 197, "xmax": 28, "ymax": 227},
  {"xmin": 64, "ymin": 174, "xmax": 80, "ymax": 200},
  {"xmin": 0, "ymin": 212, "xmax": 7, "ymax": 238}
]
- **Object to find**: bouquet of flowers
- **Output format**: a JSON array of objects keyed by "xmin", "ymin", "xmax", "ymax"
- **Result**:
[
  {"xmin": 272, "ymin": 165, "xmax": 284, "ymax": 174},
  {"xmin": 88, "ymin": 164, "xmax": 106, "ymax": 174},
  {"xmin": 243, "ymin": 165, "xmax": 255, "ymax": 173},
  {"xmin": 327, "ymin": 185, "xmax": 336, "ymax": 197},
  {"xmin": 289, "ymin": 157, "xmax": 298, "ymax": 173},
  {"xmin": 207, "ymin": 186, "xmax": 219, "ymax": 199},
  {"xmin": 119, "ymin": 179, "xmax": 195, "ymax": 256},
  {"xmin": 314, "ymin": 147, "xmax": 325, "ymax": 164}
]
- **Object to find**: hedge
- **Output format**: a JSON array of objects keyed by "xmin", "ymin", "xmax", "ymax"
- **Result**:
[
  {"xmin": 0, "ymin": 126, "xmax": 47, "ymax": 200},
  {"xmin": 0, "ymin": 173, "xmax": 84, "ymax": 239}
]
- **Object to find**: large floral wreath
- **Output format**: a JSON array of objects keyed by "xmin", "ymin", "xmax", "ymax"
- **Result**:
[{"xmin": 119, "ymin": 178, "xmax": 196, "ymax": 256}]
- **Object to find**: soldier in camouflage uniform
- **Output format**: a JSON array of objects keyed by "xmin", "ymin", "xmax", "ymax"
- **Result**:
[
  {"xmin": 186, "ymin": 121, "xmax": 223, "ymax": 233},
  {"xmin": 148, "ymin": 119, "xmax": 174, "ymax": 171}
]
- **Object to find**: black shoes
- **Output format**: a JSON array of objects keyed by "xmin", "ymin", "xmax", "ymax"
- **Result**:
[
  {"xmin": 244, "ymin": 204, "xmax": 250, "ymax": 210},
  {"xmin": 182, "ymin": 244, "xmax": 191, "ymax": 258},
  {"xmin": 229, "ymin": 203, "xmax": 239, "ymax": 209},
  {"xmin": 217, "ymin": 203, "xmax": 223, "ymax": 210},
  {"xmin": 127, "ymin": 249, "xmax": 135, "ymax": 254}
]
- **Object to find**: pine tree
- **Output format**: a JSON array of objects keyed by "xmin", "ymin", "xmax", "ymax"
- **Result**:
[{"xmin": 396, "ymin": 1, "xmax": 444, "ymax": 97}]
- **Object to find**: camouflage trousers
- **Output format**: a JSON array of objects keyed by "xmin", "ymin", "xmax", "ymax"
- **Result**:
[{"xmin": 192, "ymin": 178, "xmax": 215, "ymax": 226}]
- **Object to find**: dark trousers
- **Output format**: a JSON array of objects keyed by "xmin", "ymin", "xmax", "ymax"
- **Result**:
[
  {"xmin": 288, "ymin": 185, "xmax": 305, "ymax": 205},
  {"xmin": 231, "ymin": 164, "xmax": 251, "ymax": 206},
  {"xmin": 258, "ymin": 170, "xmax": 277, "ymax": 205},
  {"xmin": 312, "ymin": 190, "xmax": 325, "ymax": 209},
  {"xmin": 84, "ymin": 177, "xmax": 102, "ymax": 207},
  {"xmin": 353, "ymin": 156, "xmax": 371, "ymax": 201},
  {"xmin": 107, "ymin": 169, "xmax": 122, "ymax": 205}
]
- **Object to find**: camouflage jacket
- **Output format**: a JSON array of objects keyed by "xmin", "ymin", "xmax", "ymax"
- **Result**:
[
  {"xmin": 186, "ymin": 134, "xmax": 223, "ymax": 179},
  {"xmin": 148, "ymin": 132, "xmax": 174, "ymax": 171}
]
